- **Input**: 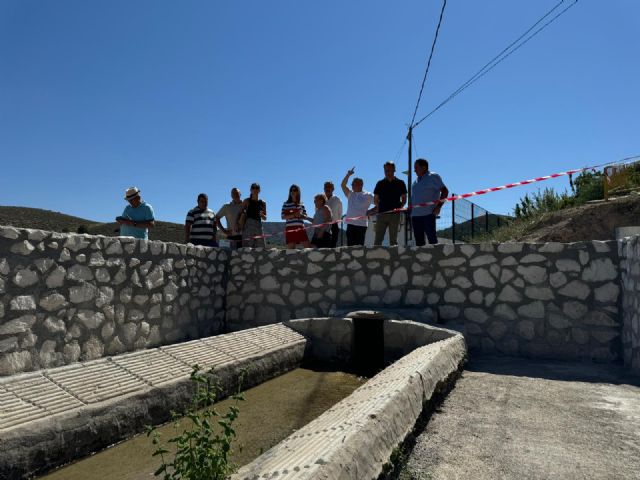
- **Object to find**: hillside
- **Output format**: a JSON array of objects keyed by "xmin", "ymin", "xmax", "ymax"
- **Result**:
[
  {"xmin": 489, "ymin": 194, "xmax": 640, "ymax": 242},
  {"xmin": 0, "ymin": 206, "xmax": 288, "ymax": 245}
]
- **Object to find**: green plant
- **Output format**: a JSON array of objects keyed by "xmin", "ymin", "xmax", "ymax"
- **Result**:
[
  {"xmin": 513, "ymin": 187, "xmax": 574, "ymax": 219},
  {"xmin": 573, "ymin": 170, "xmax": 604, "ymax": 204},
  {"xmin": 146, "ymin": 365, "xmax": 244, "ymax": 480}
]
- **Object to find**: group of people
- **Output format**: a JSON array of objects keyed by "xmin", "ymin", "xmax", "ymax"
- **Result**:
[{"xmin": 116, "ymin": 158, "xmax": 448, "ymax": 249}]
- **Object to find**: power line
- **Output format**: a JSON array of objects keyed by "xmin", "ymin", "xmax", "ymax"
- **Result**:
[
  {"xmin": 412, "ymin": 0, "xmax": 579, "ymax": 130},
  {"xmin": 409, "ymin": 0, "xmax": 448, "ymax": 128},
  {"xmin": 393, "ymin": 137, "xmax": 408, "ymax": 162}
]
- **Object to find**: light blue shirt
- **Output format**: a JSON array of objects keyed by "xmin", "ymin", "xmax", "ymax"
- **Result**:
[
  {"xmin": 411, "ymin": 172, "xmax": 445, "ymax": 217},
  {"xmin": 119, "ymin": 202, "xmax": 155, "ymax": 239}
]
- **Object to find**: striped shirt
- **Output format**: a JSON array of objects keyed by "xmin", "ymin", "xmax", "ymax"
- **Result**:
[
  {"xmin": 281, "ymin": 202, "xmax": 307, "ymax": 228},
  {"xmin": 186, "ymin": 207, "xmax": 216, "ymax": 241}
]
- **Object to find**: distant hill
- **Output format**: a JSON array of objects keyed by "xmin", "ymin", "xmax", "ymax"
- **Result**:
[{"xmin": 0, "ymin": 206, "xmax": 293, "ymax": 245}]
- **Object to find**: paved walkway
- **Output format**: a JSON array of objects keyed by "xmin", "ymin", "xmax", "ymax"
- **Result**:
[{"xmin": 400, "ymin": 356, "xmax": 640, "ymax": 480}]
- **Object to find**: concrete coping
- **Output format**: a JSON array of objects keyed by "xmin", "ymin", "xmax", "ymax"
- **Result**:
[
  {"xmin": 233, "ymin": 319, "xmax": 467, "ymax": 479},
  {"xmin": 345, "ymin": 310, "xmax": 390, "ymax": 320}
]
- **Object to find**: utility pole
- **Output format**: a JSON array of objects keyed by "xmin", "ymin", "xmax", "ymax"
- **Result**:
[{"xmin": 406, "ymin": 126, "xmax": 413, "ymax": 246}]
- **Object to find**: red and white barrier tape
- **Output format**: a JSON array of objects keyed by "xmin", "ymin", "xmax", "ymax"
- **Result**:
[{"xmin": 242, "ymin": 156, "xmax": 640, "ymax": 241}]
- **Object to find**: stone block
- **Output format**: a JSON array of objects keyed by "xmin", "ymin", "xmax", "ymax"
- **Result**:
[
  {"xmin": 444, "ymin": 288, "xmax": 465, "ymax": 304},
  {"xmin": 487, "ymin": 321, "xmax": 508, "ymax": 340},
  {"xmin": 439, "ymin": 305, "xmax": 460, "ymax": 320},
  {"xmin": 405, "ymin": 290, "xmax": 424, "ymax": 305},
  {"xmin": 558, "ymin": 280, "xmax": 590, "ymax": 300},
  {"xmin": 549, "ymin": 272, "xmax": 567, "ymax": 288},
  {"xmin": 594, "ymin": 282, "xmax": 619, "ymax": 303},
  {"xmin": 470, "ymin": 255, "xmax": 497, "ymax": 267},
  {"xmin": 520, "ymin": 254, "xmax": 546, "ymax": 264},
  {"xmin": 518, "ymin": 301, "xmax": 545, "ymax": 319},
  {"xmin": 11, "ymin": 240, "xmax": 35, "ymax": 256},
  {"xmin": 494, "ymin": 303, "xmax": 517, "ymax": 320},
  {"xmin": 498, "ymin": 285, "xmax": 522, "ymax": 303},
  {"xmin": 464, "ymin": 308, "xmax": 489, "ymax": 324},
  {"xmin": 517, "ymin": 265, "xmax": 547, "ymax": 284},
  {"xmin": 517, "ymin": 320, "xmax": 535, "ymax": 340},
  {"xmin": 562, "ymin": 301, "xmax": 588, "ymax": 320},
  {"xmin": 13, "ymin": 268, "xmax": 38, "ymax": 287},
  {"xmin": 497, "ymin": 243, "xmax": 523, "ymax": 254},
  {"xmin": 525, "ymin": 286, "xmax": 554, "ymax": 301},
  {"xmin": 556, "ymin": 259, "xmax": 581, "ymax": 272},
  {"xmin": 0, "ymin": 315, "xmax": 36, "ymax": 335},
  {"xmin": 39, "ymin": 293, "xmax": 67, "ymax": 311},
  {"xmin": 390, "ymin": 267, "xmax": 408, "ymax": 287},
  {"xmin": 473, "ymin": 268, "xmax": 496, "ymax": 288},
  {"xmin": 582, "ymin": 258, "xmax": 617, "ymax": 282}
]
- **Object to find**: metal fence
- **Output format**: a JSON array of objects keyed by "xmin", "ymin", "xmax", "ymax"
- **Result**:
[
  {"xmin": 335, "ymin": 196, "xmax": 505, "ymax": 246},
  {"xmin": 435, "ymin": 196, "xmax": 504, "ymax": 243}
]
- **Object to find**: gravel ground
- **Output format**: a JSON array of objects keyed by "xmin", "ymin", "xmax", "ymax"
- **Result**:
[{"xmin": 400, "ymin": 356, "xmax": 640, "ymax": 480}]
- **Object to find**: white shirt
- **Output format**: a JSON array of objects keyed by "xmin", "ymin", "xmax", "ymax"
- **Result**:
[
  {"xmin": 326, "ymin": 195, "xmax": 343, "ymax": 222},
  {"xmin": 345, "ymin": 191, "xmax": 374, "ymax": 227}
]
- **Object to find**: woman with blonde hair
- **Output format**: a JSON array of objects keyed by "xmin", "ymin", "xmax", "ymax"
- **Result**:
[{"xmin": 310, "ymin": 193, "xmax": 333, "ymax": 248}]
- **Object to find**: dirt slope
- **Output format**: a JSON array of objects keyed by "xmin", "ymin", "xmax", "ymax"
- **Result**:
[{"xmin": 515, "ymin": 194, "xmax": 640, "ymax": 242}]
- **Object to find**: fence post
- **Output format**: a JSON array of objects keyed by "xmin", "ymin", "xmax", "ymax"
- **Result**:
[
  {"xmin": 485, "ymin": 211, "xmax": 489, "ymax": 233},
  {"xmin": 471, "ymin": 203, "xmax": 475, "ymax": 240},
  {"xmin": 451, "ymin": 195, "xmax": 456, "ymax": 244}
]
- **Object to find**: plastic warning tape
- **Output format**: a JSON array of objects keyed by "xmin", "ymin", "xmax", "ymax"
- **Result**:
[{"xmin": 244, "ymin": 155, "xmax": 640, "ymax": 241}]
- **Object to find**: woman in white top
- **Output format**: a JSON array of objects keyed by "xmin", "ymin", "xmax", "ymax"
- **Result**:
[{"xmin": 341, "ymin": 167, "xmax": 375, "ymax": 246}]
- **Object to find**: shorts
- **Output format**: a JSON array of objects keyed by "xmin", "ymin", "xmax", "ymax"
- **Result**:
[{"xmin": 285, "ymin": 225, "xmax": 309, "ymax": 245}]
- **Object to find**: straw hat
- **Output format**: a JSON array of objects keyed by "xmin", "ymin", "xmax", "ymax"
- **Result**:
[{"xmin": 124, "ymin": 187, "xmax": 141, "ymax": 201}]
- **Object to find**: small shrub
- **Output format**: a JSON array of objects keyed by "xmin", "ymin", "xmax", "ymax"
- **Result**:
[
  {"xmin": 147, "ymin": 365, "xmax": 244, "ymax": 480},
  {"xmin": 573, "ymin": 170, "xmax": 604, "ymax": 204},
  {"xmin": 76, "ymin": 225, "xmax": 88, "ymax": 234},
  {"xmin": 513, "ymin": 188, "xmax": 574, "ymax": 219}
]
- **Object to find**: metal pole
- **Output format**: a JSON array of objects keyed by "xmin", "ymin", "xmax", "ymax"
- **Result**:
[
  {"xmin": 451, "ymin": 194, "xmax": 455, "ymax": 244},
  {"xmin": 485, "ymin": 211, "xmax": 489, "ymax": 233},
  {"xmin": 406, "ymin": 126, "xmax": 413, "ymax": 246},
  {"xmin": 471, "ymin": 203, "xmax": 475, "ymax": 240}
]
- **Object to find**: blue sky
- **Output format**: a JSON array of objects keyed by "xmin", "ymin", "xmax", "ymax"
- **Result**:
[{"xmin": 1, "ymin": 0, "xmax": 638, "ymax": 223}]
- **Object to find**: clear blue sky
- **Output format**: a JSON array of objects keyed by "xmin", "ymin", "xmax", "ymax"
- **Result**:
[{"xmin": 1, "ymin": 0, "xmax": 638, "ymax": 223}]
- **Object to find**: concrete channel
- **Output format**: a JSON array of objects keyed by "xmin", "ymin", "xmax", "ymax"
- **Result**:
[{"xmin": 0, "ymin": 316, "xmax": 466, "ymax": 479}]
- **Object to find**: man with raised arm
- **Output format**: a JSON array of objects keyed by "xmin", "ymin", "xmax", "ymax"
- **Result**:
[{"xmin": 341, "ymin": 167, "xmax": 374, "ymax": 246}]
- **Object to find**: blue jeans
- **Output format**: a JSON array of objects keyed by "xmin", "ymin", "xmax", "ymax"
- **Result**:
[{"xmin": 412, "ymin": 214, "xmax": 437, "ymax": 246}]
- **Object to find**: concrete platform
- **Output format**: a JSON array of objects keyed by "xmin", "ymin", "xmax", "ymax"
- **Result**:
[{"xmin": 400, "ymin": 355, "xmax": 640, "ymax": 480}]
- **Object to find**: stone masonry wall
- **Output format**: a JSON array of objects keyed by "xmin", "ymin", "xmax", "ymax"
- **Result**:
[
  {"xmin": 619, "ymin": 235, "xmax": 640, "ymax": 372},
  {"xmin": 227, "ymin": 241, "xmax": 621, "ymax": 362},
  {"xmin": 0, "ymin": 226, "xmax": 228, "ymax": 375}
]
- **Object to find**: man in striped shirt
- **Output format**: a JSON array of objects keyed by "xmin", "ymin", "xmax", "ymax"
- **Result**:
[{"xmin": 185, "ymin": 193, "xmax": 218, "ymax": 247}]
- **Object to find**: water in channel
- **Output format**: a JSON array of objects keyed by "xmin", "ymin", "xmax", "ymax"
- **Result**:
[{"xmin": 40, "ymin": 368, "xmax": 365, "ymax": 480}]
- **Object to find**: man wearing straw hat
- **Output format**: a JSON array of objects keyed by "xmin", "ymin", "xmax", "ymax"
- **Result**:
[{"xmin": 116, "ymin": 187, "xmax": 155, "ymax": 240}]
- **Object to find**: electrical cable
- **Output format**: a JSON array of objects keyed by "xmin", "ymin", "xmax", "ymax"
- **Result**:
[
  {"xmin": 409, "ymin": 0, "xmax": 448, "ymax": 128},
  {"xmin": 412, "ymin": 0, "xmax": 579, "ymax": 129}
]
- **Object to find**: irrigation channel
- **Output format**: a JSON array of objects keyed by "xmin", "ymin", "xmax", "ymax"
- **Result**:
[{"xmin": 39, "ymin": 368, "xmax": 364, "ymax": 479}]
